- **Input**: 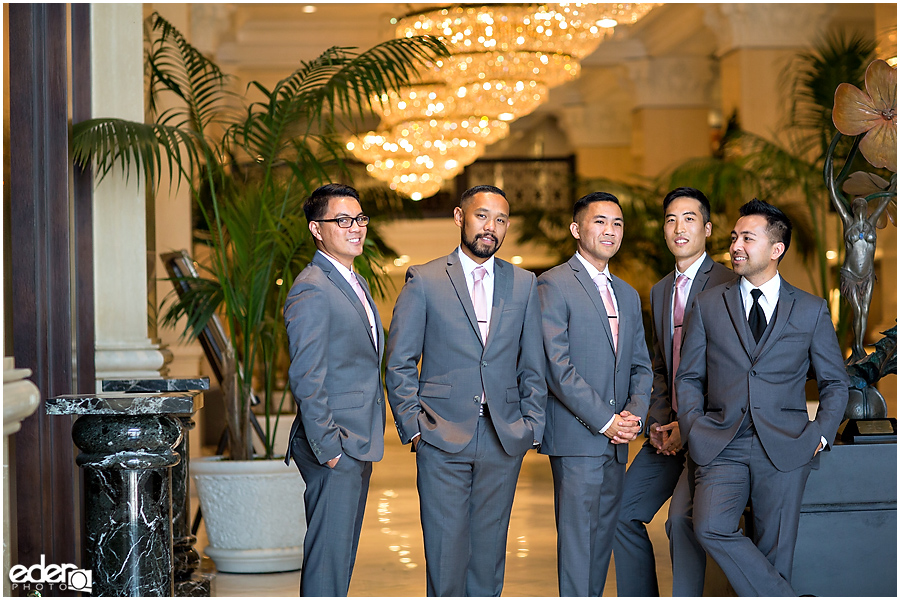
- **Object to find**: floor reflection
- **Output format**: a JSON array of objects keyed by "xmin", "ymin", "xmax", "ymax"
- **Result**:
[{"xmin": 199, "ymin": 434, "xmax": 674, "ymax": 597}]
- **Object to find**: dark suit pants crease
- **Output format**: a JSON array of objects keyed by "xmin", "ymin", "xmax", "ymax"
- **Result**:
[
  {"xmin": 551, "ymin": 444, "xmax": 624, "ymax": 597},
  {"xmin": 692, "ymin": 427, "xmax": 812, "ymax": 597},
  {"xmin": 292, "ymin": 438, "xmax": 372, "ymax": 597},
  {"xmin": 614, "ymin": 444, "xmax": 706, "ymax": 597},
  {"xmin": 416, "ymin": 415, "xmax": 524, "ymax": 597}
]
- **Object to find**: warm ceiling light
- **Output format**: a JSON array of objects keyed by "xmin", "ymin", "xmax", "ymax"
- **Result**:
[
  {"xmin": 302, "ymin": 5, "xmax": 317, "ymax": 14},
  {"xmin": 355, "ymin": 3, "xmax": 659, "ymax": 199}
]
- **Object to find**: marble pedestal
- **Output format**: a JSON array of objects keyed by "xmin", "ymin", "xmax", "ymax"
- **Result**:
[
  {"xmin": 47, "ymin": 392, "xmax": 200, "ymax": 597},
  {"xmin": 102, "ymin": 378, "xmax": 211, "ymax": 596}
]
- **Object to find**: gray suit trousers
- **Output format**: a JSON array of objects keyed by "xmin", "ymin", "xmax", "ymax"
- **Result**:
[
  {"xmin": 292, "ymin": 438, "xmax": 372, "ymax": 597},
  {"xmin": 416, "ymin": 416, "xmax": 524, "ymax": 597},
  {"xmin": 614, "ymin": 445, "xmax": 705, "ymax": 596},
  {"xmin": 692, "ymin": 427, "xmax": 811, "ymax": 597},
  {"xmin": 551, "ymin": 445, "xmax": 624, "ymax": 597}
]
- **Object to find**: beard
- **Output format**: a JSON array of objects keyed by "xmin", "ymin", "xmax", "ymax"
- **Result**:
[{"xmin": 462, "ymin": 231, "xmax": 502, "ymax": 259}]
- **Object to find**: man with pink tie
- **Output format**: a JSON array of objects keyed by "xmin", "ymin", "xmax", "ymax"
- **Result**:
[{"xmin": 538, "ymin": 191, "xmax": 653, "ymax": 596}]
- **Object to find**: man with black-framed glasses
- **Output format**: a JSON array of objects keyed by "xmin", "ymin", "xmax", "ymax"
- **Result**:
[{"xmin": 283, "ymin": 183, "xmax": 385, "ymax": 596}]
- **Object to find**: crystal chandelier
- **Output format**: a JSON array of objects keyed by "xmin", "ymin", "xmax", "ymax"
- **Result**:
[{"xmin": 350, "ymin": 3, "xmax": 659, "ymax": 199}]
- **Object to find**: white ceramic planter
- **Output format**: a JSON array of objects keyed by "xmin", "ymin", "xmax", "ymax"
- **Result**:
[{"xmin": 192, "ymin": 456, "xmax": 306, "ymax": 573}]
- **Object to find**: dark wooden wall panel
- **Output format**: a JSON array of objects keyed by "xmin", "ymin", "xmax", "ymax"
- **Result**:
[{"xmin": 9, "ymin": 3, "xmax": 82, "ymax": 574}]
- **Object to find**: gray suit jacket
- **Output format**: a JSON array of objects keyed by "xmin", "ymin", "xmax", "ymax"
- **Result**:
[
  {"xmin": 283, "ymin": 251, "xmax": 385, "ymax": 464},
  {"xmin": 385, "ymin": 251, "xmax": 547, "ymax": 457},
  {"xmin": 676, "ymin": 278, "xmax": 849, "ymax": 472},
  {"xmin": 537, "ymin": 255, "xmax": 653, "ymax": 461},
  {"xmin": 646, "ymin": 256, "xmax": 735, "ymax": 431}
]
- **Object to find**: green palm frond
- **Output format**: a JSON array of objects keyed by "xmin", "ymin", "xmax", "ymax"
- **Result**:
[
  {"xmin": 146, "ymin": 13, "xmax": 233, "ymax": 134},
  {"xmin": 234, "ymin": 37, "xmax": 446, "ymax": 171},
  {"xmin": 72, "ymin": 117, "xmax": 199, "ymax": 188}
]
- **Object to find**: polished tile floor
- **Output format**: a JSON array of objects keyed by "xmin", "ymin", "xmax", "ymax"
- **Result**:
[{"xmin": 197, "ymin": 434, "xmax": 676, "ymax": 597}]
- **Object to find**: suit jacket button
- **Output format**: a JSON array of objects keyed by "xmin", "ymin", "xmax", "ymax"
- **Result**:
[
  {"xmin": 741, "ymin": 407, "xmax": 747, "ymax": 413},
  {"xmin": 481, "ymin": 361, "xmax": 487, "ymax": 367},
  {"xmin": 750, "ymin": 370, "xmax": 757, "ymax": 376},
  {"xmin": 474, "ymin": 396, "xmax": 481, "ymax": 402},
  {"xmin": 609, "ymin": 399, "xmax": 615, "ymax": 405}
]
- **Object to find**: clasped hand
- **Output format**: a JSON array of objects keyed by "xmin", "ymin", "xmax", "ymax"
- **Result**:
[
  {"xmin": 604, "ymin": 410, "xmax": 642, "ymax": 444},
  {"xmin": 649, "ymin": 421, "xmax": 682, "ymax": 455}
]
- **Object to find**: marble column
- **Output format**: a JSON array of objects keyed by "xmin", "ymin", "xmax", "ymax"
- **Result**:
[
  {"xmin": 102, "ymin": 378, "xmax": 211, "ymax": 596},
  {"xmin": 626, "ymin": 55, "xmax": 715, "ymax": 177},
  {"xmin": 557, "ymin": 65, "xmax": 636, "ymax": 181},
  {"xmin": 90, "ymin": 3, "xmax": 167, "ymax": 382},
  {"xmin": 702, "ymin": 3, "xmax": 836, "ymax": 139},
  {"xmin": 47, "ymin": 392, "xmax": 200, "ymax": 597},
  {"xmin": 3, "ymin": 358, "xmax": 41, "ymax": 597}
]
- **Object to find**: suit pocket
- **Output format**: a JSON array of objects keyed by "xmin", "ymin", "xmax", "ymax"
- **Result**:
[
  {"xmin": 704, "ymin": 407, "xmax": 723, "ymax": 413},
  {"xmin": 506, "ymin": 386, "xmax": 519, "ymax": 403},
  {"xmin": 780, "ymin": 407, "xmax": 809, "ymax": 413},
  {"xmin": 331, "ymin": 391, "xmax": 365, "ymax": 410},
  {"xmin": 419, "ymin": 382, "xmax": 452, "ymax": 399}
]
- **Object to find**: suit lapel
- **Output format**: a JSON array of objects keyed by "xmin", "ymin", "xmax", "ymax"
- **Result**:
[
  {"xmin": 358, "ymin": 275, "xmax": 383, "ymax": 357},
  {"xmin": 569, "ymin": 256, "xmax": 616, "ymax": 353},
  {"xmin": 660, "ymin": 273, "xmax": 675, "ymax": 374},
  {"xmin": 723, "ymin": 281, "xmax": 755, "ymax": 359},
  {"xmin": 315, "ymin": 253, "xmax": 378, "ymax": 353},
  {"xmin": 609, "ymin": 274, "xmax": 628, "ymax": 366},
  {"xmin": 486, "ymin": 259, "xmax": 511, "ymax": 353},
  {"xmin": 446, "ymin": 252, "xmax": 484, "ymax": 346},
  {"xmin": 753, "ymin": 280, "xmax": 795, "ymax": 360},
  {"xmin": 688, "ymin": 256, "xmax": 715, "ymax": 304}
]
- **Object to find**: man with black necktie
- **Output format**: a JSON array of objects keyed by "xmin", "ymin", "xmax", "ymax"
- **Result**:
[
  {"xmin": 676, "ymin": 199, "xmax": 849, "ymax": 596},
  {"xmin": 614, "ymin": 187, "xmax": 734, "ymax": 596}
]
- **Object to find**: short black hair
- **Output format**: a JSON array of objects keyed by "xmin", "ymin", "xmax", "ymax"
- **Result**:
[
  {"xmin": 573, "ymin": 191, "xmax": 620, "ymax": 222},
  {"xmin": 303, "ymin": 183, "xmax": 360, "ymax": 222},
  {"xmin": 739, "ymin": 198, "xmax": 792, "ymax": 259},
  {"xmin": 663, "ymin": 187, "xmax": 711, "ymax": 223},
  {"xmin": 459, "ymin": 185, "xmax": 506, "ymax": 207}
]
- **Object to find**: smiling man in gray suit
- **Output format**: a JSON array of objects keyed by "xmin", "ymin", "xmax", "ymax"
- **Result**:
[
  {"xmin": 385, "ymin": 184, "xmax": 546, "ymax": 597},
  {"xmin": 284, "ymin": 183, "xmax": 385, "ymax": 596},
  {"xmin": 614, "ymin": 187, "xmax": 734, "ymax": 596},
  {"xmin": 538, "ymin": 191, "xmax": 652, "ymax": 596},
  {"xmin": 676, "ymin": 199, "xmax": 849, "ymax": 596}
]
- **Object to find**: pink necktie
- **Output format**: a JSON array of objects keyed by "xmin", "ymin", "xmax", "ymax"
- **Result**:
[
  {"xmin": 594, "ymin": 273, "xmax": 618, "ymax": 351},
  {"xmin": 671, "ymin": 274, "xmax": 690, "ymax": 412},
  {"xmin": 472, "ymin": 265, "xmax": 489, "ymax": 342},
  {"xmin": 351, "ymin": 273, "xmax": 377, "ymax": 348}
]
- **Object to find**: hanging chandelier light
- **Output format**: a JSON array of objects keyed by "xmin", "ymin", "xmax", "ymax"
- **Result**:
[{"xmin": 352, "ymin": 3, "xmax": 660, "ymax": 199}]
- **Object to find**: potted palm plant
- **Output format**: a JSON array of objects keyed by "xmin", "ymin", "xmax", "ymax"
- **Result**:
[{"xmin": 72, "ymin": 12, "xmax": 445, "ymax": 572}]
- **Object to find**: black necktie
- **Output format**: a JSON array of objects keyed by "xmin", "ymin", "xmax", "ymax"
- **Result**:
[{"xmin": 748, "ymin": 288, "xmax": 766, "ymax": 343}]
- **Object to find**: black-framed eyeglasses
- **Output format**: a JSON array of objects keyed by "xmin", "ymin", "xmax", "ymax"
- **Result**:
[{"xmin": 315, "ymin": 215, "xmax": 369, "ymax": 228}]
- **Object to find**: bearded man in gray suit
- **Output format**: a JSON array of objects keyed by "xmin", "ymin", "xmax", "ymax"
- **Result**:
[
  {"xmin": 284, "ymin": 183, "xmax": 385, "ymax": 596},
  {"xmin": 538, "ymin": 191, "xmax": 653, "ymax": 596},
  {"xmin": 676, "ymin": 199, "xmax": 849, "ymax": 596},
  {"xmin": 385, "ymin": 184, "xmax": 546, "ymax": 597},
  {"xmin": 614, "ymin": 187, "xmax": 735, "ymax": 596}
]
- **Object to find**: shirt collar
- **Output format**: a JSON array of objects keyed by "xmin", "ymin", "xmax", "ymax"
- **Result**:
[
  {"xmin": 740, "ymin": 272, "xmax": 781, "ymax": 306},
  {"xmin": 575, "ymin": 251, "xmax": 611, "ymax": 282},
  {"xmin": 457, "ymin": 246, "xmax": 494, "ymax": 278},
  {"xmin": 317, "ymin": 249, "xmax": 355, "ymax": 283},
  {"xmin": 676, "ymin": 252, "xmax": 707, "ymax": 281}
]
